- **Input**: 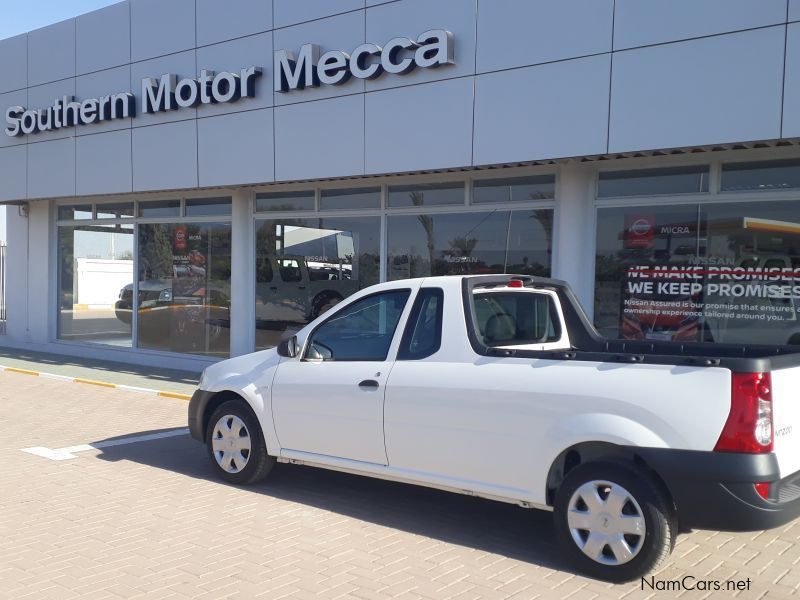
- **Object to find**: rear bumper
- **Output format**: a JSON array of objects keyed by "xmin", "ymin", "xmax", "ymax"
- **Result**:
[
  {"xmin": 188, "ymin": 389, "xmax": 216, "ymax": 442},
  {"xmin": 636, "ymin": 448, "xmax": 800, "ymax": 531}
]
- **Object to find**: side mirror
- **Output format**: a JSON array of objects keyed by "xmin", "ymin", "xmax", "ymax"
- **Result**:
[{"xmin": 277, "ymin": 336, "xmax": 299, "ymax": 358}]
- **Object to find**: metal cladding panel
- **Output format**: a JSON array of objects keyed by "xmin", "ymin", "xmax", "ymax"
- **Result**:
[
  {"xmin": 473, "ymin": 55, "xmax": 610, "ymax": 165},
  {"xmin": 130, "ymin": 51, "xmax": 197, "ymax": 128},
  {"xmin": 198, "ymin": 108, "xmax": 275, "ymax": 187},
  {"xmin": 609, "ymin": 26, "xmax": 785, "ymax": 153},
  {"xmin": 614, "ymin": 0, "xmax": 788, "ymax": 50},
  {"xmin": 365, "ymin": 77, "xmax": 473, "ymax": 175},
  {"xmin": 196, "ymin": 0, "xmax": 273, "ymax": 47},
  {"xmin": 0, "ymin": 90, "xmax": 27, "ymax": 148},
  {"xmin": 76, "ymin": 1, "xmax": 130, "ymax": 75},
  {"xmin": 132, "ymin": 120, "xmax": 198, "ymax": 192},
  {"xmin": 476, "ymin": 0, "xmax": 613, "ymax": 73},
  {"xmin": 792, "ymin": 0, "xmax": 800, "ymax": 23},
  {"xmin": 783, "ymin": 23, "xmax": 800, "ymax": 138},
  {"xmin": 274, "ymin": 0, "xmax": 364, "ymax": 28},
  {"xmin": 76, "ymin": 65, "xmax": 133, "ymax": 136},
  {"xmin": 28, "ymin": 138, "xmax": 76, "ymax": 199},
  {"xmin": 0, "ymin": 147, "xmax": 26, "ymax": 200},
  {"xmin": 76, "ymin": 129, "xmax": 133, "ymax": 196},
  {"xmin": 275, "ymin": 94, "xmax": 364, "ymax": 181},
  {"xmin": 0, "ymin": 34, "xmax": 28, "ymax": 94},
  {"xmin": 27, "ymin": 19, "xmax": 75, "ymax": 87},
  {"xmin": 130, "ymin": 0, "xmax": 195, "ymax": 62},
  {"xmin": 366, "ymin": 0, "xmax": 476, "ymax": 91},
  {"xmin": 27, "ymin": 79, "xmax": 77, "ymax": 142},
  {"xmin": 273, "ymin": 11, "xmax": 366, "ymax": 105},
  {"xmin": 196, "ymin": 32, "xmax": 274, "ymax": 117}
]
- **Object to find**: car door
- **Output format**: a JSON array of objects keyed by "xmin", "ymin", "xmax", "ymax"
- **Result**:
[{"xmin": 271, "ymin": 287, "xmax": 413, "ymax": 465}]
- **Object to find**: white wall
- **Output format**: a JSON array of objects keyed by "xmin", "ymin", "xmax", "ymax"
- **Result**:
[{"xmin": 74, "ymin": 258, "xmax": 133, "ymax": 306}]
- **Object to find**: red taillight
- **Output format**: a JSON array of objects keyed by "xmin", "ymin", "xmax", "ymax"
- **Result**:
[
  {"xmin": 714, "ymin": 372, "xmax": 773, "ymax": 454},
  {"xmin": 508, "ymin": 279, "xmax": 523, "ymax": 288},
  {"xmin": 754, "ymin": 482, "xmax": 771, "ymax": 500}
]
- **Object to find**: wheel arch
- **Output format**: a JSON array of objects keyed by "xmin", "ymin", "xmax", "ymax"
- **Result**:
[{"xmin": 198, "ymin": 388, "xmax": 279, "ymax": 455}]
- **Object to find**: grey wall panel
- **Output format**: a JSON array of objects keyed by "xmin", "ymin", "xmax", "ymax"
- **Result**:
[
  {"xmin": 366, "ymin": 0, "xmax": 476, "ymax": 92},
  {"xmin": 76, "ymin": 1, "xmax": 130, "ymax": 75},
  {"xmin": 365, "ymin": 77, "xmax": 473, "ymax": 174},
  {"xmin": 130, "ymin": 51, "xmax": 197, "ymax": 127},
  {"xmin": 473, "ymin": 55, "xmax": 610, "ymax": 165},
  {"xmin": 28, "ymin": 138, "xmax": 75, "ymax": 199},
  {"xmin": 76, "ymin": 129, "xmax": 133, "ymax": 195},
  {"xmin": 275, "ymin": 95, "xmax": 364, "ymax": 180},
  {"xmin": 132, "ymin": 121, "xmax": 198, "ymax": 192},
  {"xmin": 196, "ymin": 0, "xmax": 273, "ymax": 47},
  {"xmin": 76, "ymin": 66, "xmax": 132, "ymax": 136},
  {"xmin": 609, "ymin": 27, "xmax": 785, "ymax": 153},
  {"xmin": 614, "ymin": 0, "xmax": 787, "ymax": 50},
  {"xmin": 197, "ymin": 32, "xmax": 274, "ymax": 117},
  {"xmin": 274, "ymin": 0, "xmax": 364, "ymax": 28},
  {"xmin": 28, "ymin": 20, "xmax": 75, "ymax": 86},
  {"xmin": 792, "ymin": 0, "xmax": 800, "ymax": 22},
  {"xmin": 476, "ymin": 0, "xmax": 613, "ymax": 73},
  {"xmin": 198, "ymin": 109, "xmax": 274, "ymax": 187},
  {"xmin": 782, "ymin": 23, "xmax": 800, "ymax": 137},
  {"xmin": 0, "ymin": 34, "xmax": 28, "ymax": 94},
  {"xmin": 27, "ymin": 79, "xmax": 77, "ymax": 142},
  {"xmin": 0, "ymin": 146, "xmax": 27, "ymax": 200},
  {"xmin": 274, "ymin": 11, "xmax": 366, "ymax": 105},
  {"xmin": 131, "ymin": 0, "xmax": 195, "ymax": 62},
  {"xmin": 0, "ymin": 90, "xmax": 27, "ymax": 148}
]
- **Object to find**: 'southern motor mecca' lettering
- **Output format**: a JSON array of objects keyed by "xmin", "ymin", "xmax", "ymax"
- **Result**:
[{"xmin": 5, "ymin": 29, "xmax": 455, "ymax": 137}]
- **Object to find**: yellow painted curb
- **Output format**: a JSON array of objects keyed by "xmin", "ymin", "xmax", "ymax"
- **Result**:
[
  {"xmin": 74, "ymin": 378, "xmax": 118, "ymax": 388},
  {"xmin": 158, "ymin": 391, "xmax": 192, "ymax": 401},
  {"xmin": 4, "ymin": 367, "xmax": 40, "ymax": 376}
]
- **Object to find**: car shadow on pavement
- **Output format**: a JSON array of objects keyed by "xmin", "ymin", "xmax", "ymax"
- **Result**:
[{"xmin": 95, "ymin": 430, "xmax": 571, "ymax": 572}]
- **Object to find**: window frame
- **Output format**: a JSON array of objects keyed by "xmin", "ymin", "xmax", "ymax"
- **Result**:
[{"xmin": 397, "ymin": 287, "xmax": 444, "ymax": 360}]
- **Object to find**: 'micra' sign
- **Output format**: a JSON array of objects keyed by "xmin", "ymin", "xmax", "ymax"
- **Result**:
[{"xmin": 5, "ymin": 29, "xmax": 453, "ymax": 137}]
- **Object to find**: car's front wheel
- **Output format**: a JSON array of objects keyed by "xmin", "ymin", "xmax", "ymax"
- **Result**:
[
  {"xmin": 554, "ymin": 461, "xmax": 675, "ymax": 582},
  {"xmin": 206, "ymin": 399, "xmax": 274, "ymax": 485}
]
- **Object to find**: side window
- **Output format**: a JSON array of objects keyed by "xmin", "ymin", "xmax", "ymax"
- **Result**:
[
  {"xmin": 474, "ymin": 292, "xmax": 561, "ymax": 346},
  {"xmin": 279, "ymin": 259, "xmax": 302, "ymax": 282},
  {"xmin": 398, "ymin": 288, "xmax": 443, "ymax": 360},
  {"xmin": 305, "ymin": 290, "xmax": 410, "ymax": 361}
]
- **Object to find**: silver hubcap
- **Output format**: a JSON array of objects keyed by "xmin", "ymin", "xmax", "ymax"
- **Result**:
[
  {"xmin": 567, "ymin": 480, "xmax": 646, "ymax": 566},
  {"xmin": 211, "ymin": 415, "xmax": 251, "ymax": 473}
]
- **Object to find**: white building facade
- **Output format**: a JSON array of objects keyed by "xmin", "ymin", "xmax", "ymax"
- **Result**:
[{"xmin": 2, "ymin": 0, "xmax": 800, "ymax": 370}]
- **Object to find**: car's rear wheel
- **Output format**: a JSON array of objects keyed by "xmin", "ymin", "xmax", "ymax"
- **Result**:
[
  {"xmin": 554, "ymin": 461, "xmax": 675, "ymax": 582},
  {"xmin": 206, "ymin": 400, "xmax": 274, "ymax": 485}
]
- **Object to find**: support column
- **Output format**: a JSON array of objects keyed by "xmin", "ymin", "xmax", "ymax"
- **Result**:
[
  {"xmin": 229, "ymin": 190, "xmax": 255, "ymax": 357},
  {"xmin": 552, "ymin": 162, "xmax": 596, "ymax": 319},
  {"xmin": 4, "ymin": 204, "xmax": 30, "ymax": 342}
]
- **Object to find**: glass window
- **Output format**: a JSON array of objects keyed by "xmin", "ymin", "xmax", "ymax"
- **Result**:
[
  {"xmin": 137, "ymin": 223, "xmax": 231, "ymax": 357},
  {"xmin": 96, "ymin": 203, "xmax": 134, "ymax": 219},
  {"xmin": 58, "ymin": 204, "xmax": 93, "ymax": 220},
  {"xmin": 185, "ymin": 197, "xmax": 232, "ymax": 217},
  {"xmin": 388, "ymin": 182, "xmax": 464, "ymax": 207},
  {"xmin": 398, "ymin": 288, "xmax": 443, "ymax": 360},
  {"xmin": 139, "ymin": 200, "xmax": 180, "ymax": 218},
  {"xmin": 474, "ymin": 292, "xmax": 560, "ymax": 346},
  {"xmin": 387, "ymin": 209, "xmax": 553, "ymax": 280},
  {"xmin": 473, "ymin": 175, "xmax": 555, "ymax": 203},
  {"xmin": 255, "ymin": 216, "xmax": 381, "ymax": 350},
  {"xmin": 305, "ymin": 290, "xmax": 410, "ymax": 361},
  {"xmin": 320, "ymin": 187, "xmax": 381, "ymax": 210},
  {"xmin": 594, "ymin": 199, "xmax": 800, "ymax": 346},
  {"xmin": 57, "ymin": 223, "xmax": 134, "ymax": 346},
  {"xmin": 598, "ymin": 166, "xmax": 709, "ymax": 198},
  {"xmin": 721, "ymin": 160, "xmax": 800, "ymax": 192},
  {"xmin": 256, "ymin": 191, "xmax": 315, "ymax": 212}
]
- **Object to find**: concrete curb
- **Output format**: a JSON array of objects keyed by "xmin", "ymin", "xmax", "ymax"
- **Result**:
[{"xmin": 0, "ymin": 364, "xmax": 193, "ymax": 401}]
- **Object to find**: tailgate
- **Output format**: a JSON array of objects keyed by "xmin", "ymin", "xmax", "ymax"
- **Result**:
[{"xmin": 771, "ymin": 368, "xmax": 800, "ymax": 478}]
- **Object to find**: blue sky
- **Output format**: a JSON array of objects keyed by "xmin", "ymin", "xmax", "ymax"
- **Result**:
[{"xmin": 0, "ymin": 1, "xmax": 121, "ymax": 41}]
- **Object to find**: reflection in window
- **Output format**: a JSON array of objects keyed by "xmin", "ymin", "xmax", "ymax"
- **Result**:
[
  {"xmin": 598, "ymin": 166, "xmax": 709, "ymax": 198},
  {"xmin": 58, "ymin": 204, "xmax": 93, "ymax": 220},
  {"xmin": 721, "ymin": 160, "xmax": 800, "ymax": 192},
  {"xmin": 594, "ymin": 200, "xmax": 800, "ymax": 346},
  {"xmin": 254, "ymin": 217, "xmax": 380, "ymax": 350},
  {"xmin": 387, "ymin": 210, "xmax": 553, "ymax": 280},
  {"xmin": 137, "ymin": 223, "xmax": 231, "ymax": 357},
  {"xmin": 473, "ymin": 175, "xmax": 555, "ymax": 203},
  {"xmin": 185, "ymin": 197, "xmax": 232, "ymax": 217},
  {"xmin": 320, "ymin": 187, "xmax": 381, "ymax": 210},
  {"xmin": 388, "ymin": 182, "xmax": 464, "ymax": 207},
  {"xmin": 138, "ymin": 200, "xmax": 180, "ymax": 218},
  {"xmin": 96, "ymin": 203, "xmax": 134, "ymax": 219},
  {"xmin": 255, "ymin": 191, "xmax": 315, "ymax": 212},
  {"xmin": 57, "ymin": 223, "xmax": 134, "ymax": 346}
]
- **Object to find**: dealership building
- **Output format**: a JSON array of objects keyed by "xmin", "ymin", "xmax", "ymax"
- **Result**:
[{"xmin": 2, "ymin": 0, "xmax": 800, "ymax": 370}]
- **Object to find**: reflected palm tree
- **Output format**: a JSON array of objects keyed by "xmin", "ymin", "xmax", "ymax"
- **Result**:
[
  {"xmin": 411, "ymin": 191, "xmax": 435, "ymax": 274},
  {"xmin": 447, "ymin": 236, "xmax": 478, "ymax": 257}
]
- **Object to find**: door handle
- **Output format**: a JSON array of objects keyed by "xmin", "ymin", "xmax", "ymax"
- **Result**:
[{"xmin": 358, "ymin": 379, "xmax": 380, "ymax": 389}]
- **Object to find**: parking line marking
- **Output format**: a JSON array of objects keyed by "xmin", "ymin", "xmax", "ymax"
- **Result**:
[
  {"xmin": 5, "ymin": 367, "xmax": 40, "ymax": 376},
  {"xmin": 74, "ymin": 377, "xmax": 118, "ymax": 388},
  {"xmin": 21, "ymin": 428, "xmax": 190, "ymax": 461}
]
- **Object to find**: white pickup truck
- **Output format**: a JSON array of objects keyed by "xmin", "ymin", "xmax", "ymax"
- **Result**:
[{"xmin": 189, "ymin": 275, "xmax": 800, "ymax": 582}]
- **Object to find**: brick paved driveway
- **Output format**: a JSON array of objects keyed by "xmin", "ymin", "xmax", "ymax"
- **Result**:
[{"xmin": 1, "ymin": 370, "xmax": 798, "ymax": 600}]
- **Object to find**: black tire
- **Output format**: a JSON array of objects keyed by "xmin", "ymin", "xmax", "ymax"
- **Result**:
[
  {"xmin": 553, "ymin": 461, "xmax": 675, "ymax": 583},
  {"xmin": 205, "ymin": 399, "xmax": 274, "ymax": 485},
  {"xmin": 311, "ymin": 292, "xmax": 343, "ymax": 319}
]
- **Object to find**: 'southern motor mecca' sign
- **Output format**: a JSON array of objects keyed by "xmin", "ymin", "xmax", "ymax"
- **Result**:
[{"xmin": 5, "ymin": 29, "xmax": 453, "ymax": 137}]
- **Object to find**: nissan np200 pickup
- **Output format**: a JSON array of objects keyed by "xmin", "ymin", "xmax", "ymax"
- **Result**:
[{"xmin": 189, "ymin": 275, "xmax": 800, "ymax": 582}]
